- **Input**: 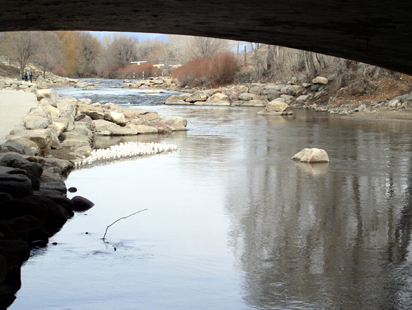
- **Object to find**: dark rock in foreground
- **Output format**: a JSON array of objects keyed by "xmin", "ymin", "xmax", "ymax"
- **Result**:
[
  {"xmin": 71, "ymin": 196, "xmax": 95, "ymax": 212},
  {"xmin": 0, "ymin": 141, "xmax": 95, "ymax": 307}
]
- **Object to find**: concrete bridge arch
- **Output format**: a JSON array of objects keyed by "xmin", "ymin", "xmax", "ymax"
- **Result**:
[{"xmin": 0, "ymin": 0, "xmax": 411, "ymax": 74}]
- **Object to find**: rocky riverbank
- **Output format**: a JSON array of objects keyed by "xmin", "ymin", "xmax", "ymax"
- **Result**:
[
  {"xmin": 1, "ymin": 87, "xmax": 187, "ymax": 163},
  {"xmin": 0, "ymin": 76, "xmax": 188, "ymax": 307},
  {"xmin": 0, "ymin": 140, "xmax": 95, "ymax": 308},
  {"xmin": 162, "ymin": 75, "xmax": 412, "ymax": 120}
]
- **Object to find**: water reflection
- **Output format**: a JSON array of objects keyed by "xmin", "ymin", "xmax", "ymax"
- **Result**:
[
  {"xmin": 11, "ymin": 99, "xmax": 412, "ymax": 309},
  {"xmin": 225, "ymin": 111, "xmax": 412, "ymax": 309}
]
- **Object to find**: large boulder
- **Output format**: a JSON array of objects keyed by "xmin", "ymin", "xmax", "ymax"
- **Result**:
[
  {"xmin": 45, "ymin": 128, "xmax": 61, "ymax": 150},
  {"xmin": 123, "ymin": 108, "xmax": 148, "ymax": 118},
  {"xmin": 280, "ymin": 85, "xmax": 304, "ymax": 96},
  {"xmin": 238, "ymin": 93, "xmax": 255, "ymax": 101},
  {"xmin": 21, "ymin": 195, "xmax": 69, "ymax": 234},
  {"xmin": 165, "ymin": 95, "xmax": 189, "ymax": 105},
  {"xmin": 93, "ymin": 119, "xmax": 116, "ymax": 132},
  {"xmin": 128, "ymin": 118, "xmax": 149, "ymax": 126},
  {"xmin": 39, "ymin": 102, "xmax": 60, "ymax": 118},
  {"xmin": 63, "ymin": 131, "xmax": 92, "ymax": 145},
  {"xmin": 73, "ymin": 123, "xmax": 93, "ymax": 140},
  {"xmin": 138, "ymin": 112, "xmax": 160, "ymax": 122},
  {"xmin": 135, "ymin": 125, "xmax": 158, "ymax": 134},
  {"xmin": 107, "ymin": 125, "xmax": 138, "ymax": 136},
  {"xmin": 60, "ymin": 136, "xmax": 92, "ymax": 155},
  {"xmin": 162, "ymin": 116, "xmax": 188, "ymax": 127},
  {"xmin": 77, "ymin": 104, "xmax": 104, "ymax": 120},
  {"xmin": 75, "ymin": 115, "xmax": 95, "ymax": 131},
  {"xmin": 33, "ymin": 189, "xmax": 74, "ymax": 217},
  {"xmin": 206, "ymin": 93, "xmax": 229, "ymax": 103},
  {"xmin": 3, "ymin": 137, "xmax": 40, "ymax": 155},
  {"xmin": 249, "ymin": 84, "xmax": 264, "ymax": 95},
  {"xmin": 25, "ymin": 117, "xmax": 49, "ymax": 130},
  {"xmin": 39, "ymin": 168, "xmax": 64, "ymax": 184},
  {"xmin": 23, "ymin": 107, "xmax": 52, "ymax": 125},
  {"xmin": 0, "ymin": 153, "xmax": 43, "ymax": 179},
  {"xmin": 0, "ymin": 173, "xmax": 33, "ymax": 198},
  {"xmin": 0, "ymin": 140, "xmax": 34, "ymax": 156},
  {"xmin": 312, "ymin": 76, "xmax": 329, "ymax": 84},
  {"xmin": 147, "ymin": 121, "xmax": 174, "ymax": 133},
  {"xmin": 36, "ymin": 89, "xmax": 58, "ymax": 105},
  {"xmin": 7, "ymin": 128, "xmax": 60, "ymax": 152},
  {"xmin": 56, "ymin": 99, "xmax": 77, "ymax": 118},
  {"xmin": 185, "ymin": 93, "xmax": 208, "ymax": 103},
  {"xmin": 71, "ymin": 196, "xmax": 94, "ymax": 212},
  {"xmin": 257, "ymin": 100, "xmax": 293, "ymax": 116},
  {"xmin": 49, "ymin": 119, "xmax": 68, "ymax": 136},
  {"xmin": 74, "ymin": 82, "xmax": 88, "ymax": 88},
  {"xmin": 104, "ymin": 111, "xmax": 127, "ymax": 126},
  {"xmin": 41, "ymin": 157, "xmax": 73, "ymax": 174},
  {"xmin": 291, "ymin": 148, "xmax": 330, "ymax": 163}
]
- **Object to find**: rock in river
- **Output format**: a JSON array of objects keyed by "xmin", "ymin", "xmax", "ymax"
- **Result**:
[{"xmin": 291, "ymin": 148, "xmax": 330, "ymax": 163}]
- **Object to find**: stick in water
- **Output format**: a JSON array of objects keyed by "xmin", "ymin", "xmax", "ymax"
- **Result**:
[{"xmin": 102, "ymin": 208, "xmax": 148, "ymax": 239}]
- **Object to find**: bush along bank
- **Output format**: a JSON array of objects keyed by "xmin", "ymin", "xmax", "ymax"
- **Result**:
[{"xmin": 0, "ymin": 140, "xmax": 94, "ymax": 308}]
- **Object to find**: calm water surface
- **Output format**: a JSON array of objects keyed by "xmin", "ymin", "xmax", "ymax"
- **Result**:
[{"xmin": 9, "ymin": 81, "xmax": 412, "ymax": 309}]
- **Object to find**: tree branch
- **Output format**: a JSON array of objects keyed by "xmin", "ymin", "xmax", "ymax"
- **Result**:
[{"xmin": 102, "ymin": 208, "xmax": 148, "ymax": 240}]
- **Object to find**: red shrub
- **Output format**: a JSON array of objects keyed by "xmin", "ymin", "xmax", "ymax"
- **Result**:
[
  {"xmin": 53, "ymin": 65, "xmax": 68, "ymax": 77},
  {"xmin": 209, "ymin": 52, "xmax": 240, "ymax": 86},
  {"xmin": 171, "ymin": 52, "xmax": 240, "ymax": 88},
  {"xmin": 101, "ymin": 65, "xmax": 119, "ymax": 79}
]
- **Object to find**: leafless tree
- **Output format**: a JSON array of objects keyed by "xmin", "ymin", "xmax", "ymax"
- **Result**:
[
  {"xmin": 136, "ymin": 38, "xmax": 166, "ymax": 63},
  {"xmin": 33, "ymin": 32, "xmax": 64, "ymax": 77},
  {"xmin": 74, "ymin": 32, "xmax": 101, "ymax": 75},
  {"xmin": 166, "ymin": 35, "xmax": 232, "ymax": 63},
  {"xmin": 2, "ymin": 32, "xmax": 40, "ymax": 77},
  {"xmin": 191, "ymin": 36, "xmax": 230, "ymax": 59},
  {"xmin": 103, "ymin": 34, "xmax": 138, "ymax": 68}
]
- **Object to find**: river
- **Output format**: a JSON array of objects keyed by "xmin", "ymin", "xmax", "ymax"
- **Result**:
[{"xmin": 9, "ymin": 79, "xmax": 412, "ymax": 309}]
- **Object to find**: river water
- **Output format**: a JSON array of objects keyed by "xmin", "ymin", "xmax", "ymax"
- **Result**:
[{"xmin": 9, "ymin": 80, "xmax": 412, "ymax": 309}]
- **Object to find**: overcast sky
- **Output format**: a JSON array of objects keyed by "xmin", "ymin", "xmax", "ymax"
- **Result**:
[{"xmin": 89, "ymin": 31, "xmax": 167, "ymax": 42}]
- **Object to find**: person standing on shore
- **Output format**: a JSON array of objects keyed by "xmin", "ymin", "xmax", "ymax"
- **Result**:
[
  {"xmin": 24, "ymin": 72, "xmax": 28, "ymax": 82},
  {"xmin": 29, "ymin": 71, "xmax": 32, "ymax": 83}
]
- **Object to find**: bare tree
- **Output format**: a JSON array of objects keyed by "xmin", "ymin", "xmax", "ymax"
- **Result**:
[
  {"xmin": 74, "ymin": 32, "xmax": 101, "ymax": 75},
  {"xmin": 136, "ymin": 38, "xmax": 166, "ymax": 63},
  {"xmin": 303, "ymin": 50, "xmax": 317, "ymax": 78},
  {"xmin": 2, "ymin": 32, "xmax": 40, "ymax": 77},
  {"xmin": 191, "ymin": 36, "xmax": 230, "ymax": 59},
  {"xmin": 166, "ymin": 35, "xmax": 232, "ymax": 63},
  {"xmin": 34, "ymin": 31, "xmax": 64, "ymax": 77},
  {"xmin": 104, "ymin": 34, "xmax": 138, "ymax": 68}
]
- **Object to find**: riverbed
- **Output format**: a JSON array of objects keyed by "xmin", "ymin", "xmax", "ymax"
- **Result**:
[{"xmin": 9, "ymin": 80, "xmax": 412, "ymax": 309}]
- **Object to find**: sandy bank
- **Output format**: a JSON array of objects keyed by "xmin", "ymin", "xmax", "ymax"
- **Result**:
[{"xmin": 0, "ymin": 90, "xmax": 38, "ymax": 144}]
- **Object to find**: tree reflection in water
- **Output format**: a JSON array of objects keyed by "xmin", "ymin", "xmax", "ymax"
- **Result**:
[{"xmin": 226, "ymin": 114, "xmax": 412, "ymax": 309}]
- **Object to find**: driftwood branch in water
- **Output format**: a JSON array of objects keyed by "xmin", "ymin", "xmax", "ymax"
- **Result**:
[{"xmin": 102, "ymin": 208, "xmax": 148, "ymax": 240}]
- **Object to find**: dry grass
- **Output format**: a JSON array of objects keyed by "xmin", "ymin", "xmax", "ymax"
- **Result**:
[{"xmin": 330, "ymin": 73, "xmax": 412, "ymax": 106}]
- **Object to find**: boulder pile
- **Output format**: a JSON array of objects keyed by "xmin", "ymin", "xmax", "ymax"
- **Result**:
[
  {"xmin": 0, "ymin": 140, "xmax": 94, "ymax": 307},
  {"xmin": 123, "ymin": 77, "xmax": 176, "ymax": 90},
  {"xmin": 5, "ymin": 88, "xmax": 188, "ymax": 162},
  {"xmin": 162, "ymin": 76, "xmax": 335, "ymax": 116}
]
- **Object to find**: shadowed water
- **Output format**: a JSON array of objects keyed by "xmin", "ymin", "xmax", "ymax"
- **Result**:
[{"xmin": 9, "ymin": 82, "xmax": 412, "ymax": 309}]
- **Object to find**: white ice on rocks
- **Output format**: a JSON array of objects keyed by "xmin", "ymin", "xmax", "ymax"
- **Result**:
[{"xmin": 74, "ymin": 142, "xmax": 177, "ymax": 168}]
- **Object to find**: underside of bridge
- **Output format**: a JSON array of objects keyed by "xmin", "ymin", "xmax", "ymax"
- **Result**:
[{"xmin": 0, "ymin": 1, "xmax": 411, "ymax": 75}]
